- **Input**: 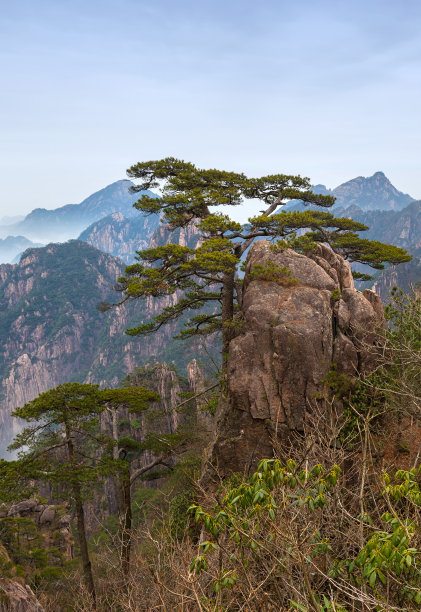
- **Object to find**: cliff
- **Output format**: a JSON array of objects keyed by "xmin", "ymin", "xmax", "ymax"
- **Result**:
[
  {"xmin": 372, "ymin": 250, "xmax": 421, "ymax": 302},
  {"xmin": 78, "ymin": 211, "xmax": 160, "ymax": 263},
  {"xmin": 336, "ymin": 200, "xmax": 421, "ymax": 251},
  {"xmin": 207, "ymin": 241, "xmax": 385, "ymax": 475},
  {"xmin": 0, "ymin": 241, "xmax": 198, "ymax": 455}
]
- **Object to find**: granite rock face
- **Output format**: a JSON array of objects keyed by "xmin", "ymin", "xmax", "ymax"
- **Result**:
[
  {"xmin": 209, "ymin": 242, "xmax": 385, "ymax": 474},
  {"xmin": 0, "ymin": 579, "xmax": 44, "ymax": 612},
  {"xmin": 78, "ymin": 210, "xmax": 160, "ymax": 263}
]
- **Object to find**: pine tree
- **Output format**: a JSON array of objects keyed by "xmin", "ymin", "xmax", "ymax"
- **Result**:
[
  {"xmin": 113, "ymin": 158, "xmax": 410, "ymax": 365},
  {"xmin": 9, "ymin": 383, "xmax": 106, "ymax": 607}
]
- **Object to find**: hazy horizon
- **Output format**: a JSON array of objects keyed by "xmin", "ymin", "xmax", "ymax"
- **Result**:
[{"xmin": 0, "ymin": 169, "xmax": 417, "ymax": 229}]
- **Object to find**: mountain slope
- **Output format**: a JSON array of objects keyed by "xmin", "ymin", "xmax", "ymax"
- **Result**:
[
  {"xmin": 78, "ymin": 211, "xmax": 161, "ymax": 263},
  {"xmin": 334, "ymin": 201, "xmax": 421, "ymax": 298},
  {"xmin": 371, "ymin": 250, "xmax": 421, "ymax": 302},
  {"xmin": 331, "ymin": 171, "xmax": 414, "ymax": 211},
  {"xmin": 336, "ymin": 200, "xmax": 421, "ymax": 250},
  {"xmin": 0, "ymin": 238, "xmax": 210, "ymax": 455}
]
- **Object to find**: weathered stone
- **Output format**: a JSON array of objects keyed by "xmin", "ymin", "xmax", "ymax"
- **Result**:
[
  {"xmin": 38, "ymin": 507, "xmax": 55, "ymax": 525},
  {"xmin": 0, "ymin": 579, "xmax": 44, "ymax": 611},
  {"xmin": 206, "ymin": 242, "xmax": 385, "ymax": 475},
  {"xmin": 58, "ymin": 514, "xmax": 71, "ymax": 527},
  {"xmin": 0, "ymin": 543, "xmax": 44, "ymax": 611},
  {"xmin": 7, "ymin": 500, "xmax": 38, "ymax": 517}
]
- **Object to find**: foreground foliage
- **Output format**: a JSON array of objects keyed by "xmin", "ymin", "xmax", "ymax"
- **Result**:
[
  {"xmin": 0, "ymin": 290, "xmax": 419, "ymax": 610},
  {"xmin": 188, "ymin": 458, "xmax": 421, "ymax": 611}
]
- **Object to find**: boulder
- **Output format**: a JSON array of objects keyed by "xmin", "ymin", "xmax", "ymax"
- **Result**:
[
  {"xmin": 207, "ymin": 242, "xmax": 385, "ymax": 475},
  {"xmin": 38, "ymin": 507, "xmax": 55, "ymax": 525}
]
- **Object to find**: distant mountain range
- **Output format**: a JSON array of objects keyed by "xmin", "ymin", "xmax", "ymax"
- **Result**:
[
  {"xmin": 336, "ymin": 200, "xmax": 421, "ymax": 300},
  {"xmin": 0, "ymin": 180, "xmax": 156, "ymax": 244},
  {"xmin": 0, "ymin": 236, "xmax": 43, "ymax": 264},
  {"xmin": 336, "ymin": 199, "xmax": 421, "ymax": 250},
  {"xmin": 78, "ymin": 211, "xmax": 160, "ymax": 263},
  {"xmin": 311, "ymin": 171, "xmax": 414, "ymax": 212},
  {"xmin": 372, "ymin": 252, "xmax": 421, "ymax": 302},
  {"xmin": 0, "ymin": 171, "xmax": 418, "ymax": 265}
]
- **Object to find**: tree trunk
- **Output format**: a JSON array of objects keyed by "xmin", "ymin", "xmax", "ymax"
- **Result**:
[
  {"xmin": 120, "ymin": 465, "xmax": 132, "ymax": 578},
  {"xmin": 110, "ymin": 407, "xmax": 132, "ymax": 578},
  {"xmin": 65, "ymin": 424, "xmax": 96, "ymax": 608},
  {"xmin": 221, "ymin": 269, "xmax": 235, "ymax": 369}
]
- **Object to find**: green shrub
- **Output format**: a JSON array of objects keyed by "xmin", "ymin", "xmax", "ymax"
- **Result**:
[{"xmin": 249, "ymin": 261, "xmax": 298, "ymax": 286}]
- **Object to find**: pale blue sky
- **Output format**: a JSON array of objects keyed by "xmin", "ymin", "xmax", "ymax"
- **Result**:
[{"xmin": 1, "ymin": 0, "xmax": 421, "ymax": 217}]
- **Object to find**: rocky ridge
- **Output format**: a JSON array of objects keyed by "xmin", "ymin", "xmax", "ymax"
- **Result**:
[
  {"xmin": 311, "ymin": 171, "xmax": 414, "ymax": 212},
  {"xmin": 0, "ymin": 228, "xmax": 214, "ymax": 455},
  {"xmin": 78, "ymin": 210, "xmax": 161, "ymax": 263}
]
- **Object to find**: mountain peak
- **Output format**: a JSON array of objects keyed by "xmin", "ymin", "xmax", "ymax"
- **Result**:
[{"xmin": 332, "ymin": 172, "xmax": 414, "ymax": 212}]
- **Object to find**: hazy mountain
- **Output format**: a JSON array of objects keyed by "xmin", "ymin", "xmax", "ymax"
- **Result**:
[
  {"xmin": 0, "ymin": 235, "xmax": 43, "ymax": 264},
  {"xmin": 78, "ymin": 211, "xmax": 161, "ymax": 263},
  {"xmin": 284, "ymin": 173, "xmax": 420, "ymax": 294},
  {"xmin": 336, "ymin": 200, "xmax": 421, "ymax": 251},
  {"xmin": 346, "ymin": 201, "xmax": 421, "ymax": 297},
  {"xmin": 332, "ymin": 172, "xmax": 414, "ymax": 211},
  {"xmin": 0, "ymin": 180, "xmax": 156, "ymax": 243},
  {"xmin": 292, "ymin": 172, "xmax": 415, "ymax": 212}
]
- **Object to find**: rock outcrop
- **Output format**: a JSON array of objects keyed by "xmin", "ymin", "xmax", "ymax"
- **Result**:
[
  {"xmin": 0, "ymin": 499, "xmax": 73, "ymax": 561},
  {"xmin": 0, "ymin": 579, "xmax": 43, "ymax": 612},
  {"xmin": 97, "ymin": 360, "xmax": 208, "ymax": 519},
  {"xmin": 208, "ymin": 241, "xmax": 385, "ymax": 474},
  {"xmin": 0, "ymin": 538, "xmax": 44, "ymax": 611}
]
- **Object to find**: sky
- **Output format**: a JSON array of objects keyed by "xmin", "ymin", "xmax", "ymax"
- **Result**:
[{"xmin": 1, "ymin": 0, "xmax": 421, "ymax": 218}]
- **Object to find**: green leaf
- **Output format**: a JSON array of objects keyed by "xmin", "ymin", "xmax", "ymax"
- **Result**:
[{"xmin": 290, "ymin": 601, "xmax": 308, "ymax": 611}]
